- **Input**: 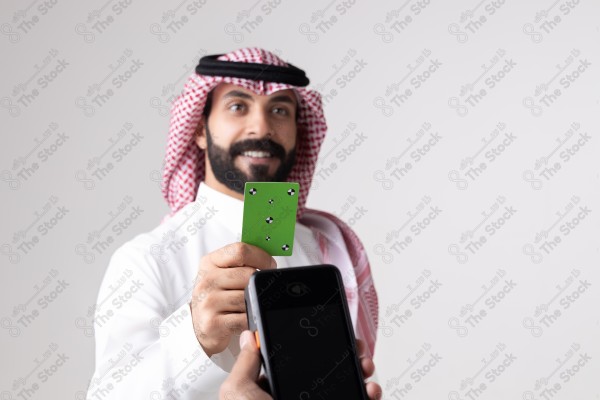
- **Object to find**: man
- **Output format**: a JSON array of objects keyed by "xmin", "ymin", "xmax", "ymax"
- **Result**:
[{"xmin": 87, "ymin": 48, "xmax": 378, "ymax": 399}]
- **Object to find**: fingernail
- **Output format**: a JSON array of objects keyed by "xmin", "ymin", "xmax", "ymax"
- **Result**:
[
  {"xmin": 271, "ymin": 258, "xmax": 277, "ymax": 268},
  {"xmin": 240, "ymin": 330, "xmax": 252, "ymax": 349}
]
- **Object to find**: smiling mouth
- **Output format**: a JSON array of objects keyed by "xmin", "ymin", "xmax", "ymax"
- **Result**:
[{"xmin": 241, "ymin": 151, "xmax": 273, "ymax": 159}]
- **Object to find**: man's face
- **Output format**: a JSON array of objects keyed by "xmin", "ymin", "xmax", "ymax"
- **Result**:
[{"xmin": 195, "ymin": 83, "xmax": 298, "ymax": 197}]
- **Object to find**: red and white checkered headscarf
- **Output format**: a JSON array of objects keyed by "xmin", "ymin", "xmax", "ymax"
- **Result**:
[
  {"xmin": 161, "ymin": 48, "xmax": 378, "ymax": 356},
  {"xmin": 161, "ymin": 47, "xmax": 326, "ymax": 220}
]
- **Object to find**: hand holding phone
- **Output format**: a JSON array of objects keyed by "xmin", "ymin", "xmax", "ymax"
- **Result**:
[
  {"xmin": 220, "ymin": 331, "xmax": 382, "ymax": 400},
  {"xmin": 244, "ymin": 265, "xmax": 370, "ymax": 399}
]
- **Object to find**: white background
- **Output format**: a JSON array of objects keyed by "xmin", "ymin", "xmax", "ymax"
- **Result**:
[{"xmin": 1, "ymin": 0, "xmax": 599, "ymax": 399}]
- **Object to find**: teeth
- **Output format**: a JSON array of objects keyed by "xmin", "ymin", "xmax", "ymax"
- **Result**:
[{"xmin": 242, "ymin": 151, "xmax": 271, "ymax": 158}]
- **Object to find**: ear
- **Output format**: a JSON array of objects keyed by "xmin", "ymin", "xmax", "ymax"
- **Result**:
[{"xmin": 194, "ymin": 115, "xmax": 207, "ymax": 150}]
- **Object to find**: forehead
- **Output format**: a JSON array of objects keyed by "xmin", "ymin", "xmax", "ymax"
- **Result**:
[{"xmin": 212, "ymin": 82, "xmax": 298, "ymax": 104}]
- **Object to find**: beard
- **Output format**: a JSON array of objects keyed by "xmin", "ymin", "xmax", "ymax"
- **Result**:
[{"xmin": 204, "ymin": 124, "xmax": 297, "ymax": 194}]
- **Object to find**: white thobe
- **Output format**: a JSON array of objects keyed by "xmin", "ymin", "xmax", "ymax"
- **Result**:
[{"xmin": 87, "ymin": 182, "xmax": 354, "ymax": 399}]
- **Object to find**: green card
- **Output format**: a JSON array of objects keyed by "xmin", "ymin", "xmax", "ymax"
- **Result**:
[{"xmin": 241, "ymin": 182, "xmax": 299, "ymax": 256}]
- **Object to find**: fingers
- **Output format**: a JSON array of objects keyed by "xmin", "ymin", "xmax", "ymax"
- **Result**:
[
  {"xmin": 360, "ymin": 357, "xmax": 376, "ymax": 379},
  {"xmin": 218, "ymin": 313, "xmax": 249, "ymax": 336},
  {"xmin": 202, "ymin": 266, "xmax": 258, "ymax": 290},
  {"xmin": 219, "ymin": 331, "xmax": 273, "ymax": 400},
  {"xmin": 196, "ymin": 290, "xmax": 246, "ymax": 313},
  {"xmin": 209, "ymin": 242, "xmax": 277, "ymax": 270},
  {"xmin": 229, "ymin": 331, "xmax": 261, "ymax": 380},
  {"xmin": 355, "ymin": 339, "xmax": 375, "ymax": 379},
  {"xmin": 355, "ymin": 339, "xmax": 380, "ymax": 399},
  {"xmin": 366, "ymin": 381, "xmax": 383, "ymax": 400},
  {"xmin": 356, "ymin": 339, "xmax": 365, "ymax": 357},
  {"xmin": 192, "ymin": 242, "xmax": 273, "ymax": 357},
  {"xmin": 193, "ymin": 313, "xmax": 248, "ymax": 356}
]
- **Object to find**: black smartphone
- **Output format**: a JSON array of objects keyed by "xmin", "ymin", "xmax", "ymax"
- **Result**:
[{"xmin": 245, "ymin": 264, "xmax": 369, "ymax": 400}]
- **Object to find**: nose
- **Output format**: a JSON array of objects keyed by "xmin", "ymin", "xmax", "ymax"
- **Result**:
[{"xmin": 248, "ymin": 109, "xmax": 273, "ymax": 138}]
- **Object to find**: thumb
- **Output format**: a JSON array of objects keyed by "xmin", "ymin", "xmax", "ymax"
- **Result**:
[{"xmin": 230, "ymin": 330, "xmax": 262, "ymax": 381}]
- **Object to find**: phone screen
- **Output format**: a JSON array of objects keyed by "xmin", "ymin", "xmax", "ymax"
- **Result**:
[
  {"xmin": 265, "ymin": 305, "xmax": 363, "ymax": 398},
  {"xmin": 254, "ymin": 266, "xmax": 366, "ymax": 399}
]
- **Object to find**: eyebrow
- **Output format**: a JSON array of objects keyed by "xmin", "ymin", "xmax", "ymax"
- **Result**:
[
  {"xmin": 221, "ymin": 90, "xmax": 296, "ymax": 105},
  {"xmin": 222, "ymin": 90, "xmax": 253, "ymax": 101},
  {"xmin": 269, "ymin": 94, "xmax": 296, "ymax": 105}
]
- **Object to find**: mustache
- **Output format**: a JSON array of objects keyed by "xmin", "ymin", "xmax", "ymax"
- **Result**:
[{"xmin": 229, "ymin": 139, "xmax": 287, "ymax": 159}]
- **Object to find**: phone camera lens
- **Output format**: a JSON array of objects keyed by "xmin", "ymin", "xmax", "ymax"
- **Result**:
[{"xmin": 286, "ymin": 282, "xmax": 310, "ymax": 297}]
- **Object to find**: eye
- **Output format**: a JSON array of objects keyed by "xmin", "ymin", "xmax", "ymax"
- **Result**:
[
  {"xmin": 228, "ymin": 102, "xmax": 246, "ymax": 112},
  {"xmin": 272, "ymin": 106, "xmax": 290, "ymax": 116}
]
